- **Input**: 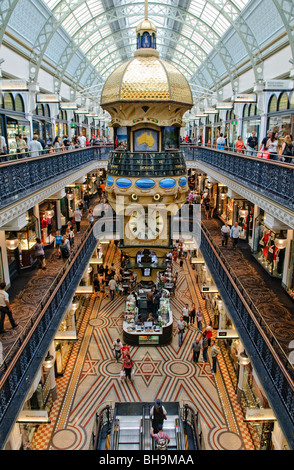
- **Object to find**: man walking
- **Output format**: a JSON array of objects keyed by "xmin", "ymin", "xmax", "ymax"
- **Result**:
[
  {"xmin": 211, "ymin": 340, "xmax": 220, "ymax": 374},
  {"xmin": 247, "ymin": 131, "xmax": 258, "ymax": 156},
  {"xmin": 230, "ymin": 221, "xmax": 242, "ymax": 248},
  {"xmin": 191, "ymin": 337, "xmax": 202, "ymax": 363},
  {"xmin": 109, "ymin": 277, "xmax": 117, "ymax": 300},
  {"xmin": 74, "ymin": 207, "xmax": 82, "ymax": 233},
  {"xmin": 0, "ymin": 282, "xmax": 18, "ymax": 333},
  {"xmin": 221, "ymin": 222, "xmax": 230, "ymax": 247},
  {"xmin": 177, "ymin": 316, "xmax": 186, "ymax": 347}
]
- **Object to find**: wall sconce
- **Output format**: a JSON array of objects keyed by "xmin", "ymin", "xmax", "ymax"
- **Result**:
[
  {"xmin": 220, "ymin": 192, "xmax": 226, "ymax": 200},
  {"xmin": 275, "ymin": 238, "xmax": 287, "ymax": 249},
  {"xmin": 239, "ymin": 210, "xmax": 248, "ymax": 217},
  {"xmin": 43, "ymin": 352, "xmax": 55, "ymax": 369},
  {"xmin": 5, "ymin": 232, "xmax": 19, "ymax": 251}
]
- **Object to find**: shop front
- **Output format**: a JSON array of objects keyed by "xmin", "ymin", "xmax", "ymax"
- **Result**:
[
  {"xmin": 1, "ymin": 93, "xmax": 30, "ymax": 153},
  {"xmin": 266, "ymin": 91, "xmax": 294, "ymax": 145},
  {"xmin": 55, "ymin": 109, "xmax": 68, "ymax": 138},
  {"xmin": 241, "ymin": 104, "xmax": 260, "ymax": 150},
  {"xmin": 252, "ymin": 211, "xmax": 288, "ymax": 278},
  {"xmin": 225, "ymin": 109, "xmax": 238, "ymax": 150},
  {"xmin": 39, "ymin": 200, "xmax": 58, "ymax": 245}
]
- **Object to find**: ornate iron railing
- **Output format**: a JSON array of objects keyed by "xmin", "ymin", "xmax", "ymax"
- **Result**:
[
  {"xmin": 107, "ymin": 150, "xmax": 187, "ymax": 177},
  {"xmin": 0, "ymin": 224, "xmax": 97, "ymax": 448},
  {"xmin": 200, "ymin": 224, "xmax": 294, "ymax": 449},
  {"xmin": 0, "ymin": 145, "xmax": 112, "ymax": 210},
  {"xmin": 182, "ymin": 145, "xmax": 294, "ymax": 211}
]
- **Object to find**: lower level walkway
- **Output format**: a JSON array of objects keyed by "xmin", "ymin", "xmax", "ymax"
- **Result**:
[
  {"xmin": 31, "ymin": 241, "xmax": 255, "ymax": 451},
  {"xmin": 202, "ymin": 217, "xmax": 294, "ymax": 363}
]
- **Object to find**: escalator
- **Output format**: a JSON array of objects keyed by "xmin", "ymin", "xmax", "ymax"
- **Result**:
[{"xmin": 93, "ymin": 402, "xmax": 201, "ymax": 451}]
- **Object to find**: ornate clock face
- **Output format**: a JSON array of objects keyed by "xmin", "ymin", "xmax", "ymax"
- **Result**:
[{"xmin": 127, "ymin": 209, "xmax": 165, "ymax": 240}]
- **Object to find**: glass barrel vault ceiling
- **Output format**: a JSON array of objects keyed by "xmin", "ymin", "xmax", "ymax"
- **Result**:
[{"xmin": 42, "ymin": 0, "xmax": 252, "ymax": 99}]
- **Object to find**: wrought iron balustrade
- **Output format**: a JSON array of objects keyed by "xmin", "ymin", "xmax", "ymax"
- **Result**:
[
  {"xmin": 182, "ymin": 145, "xmax": 294, "ymax": 211},
  {"xmin": 107, "ymin": 150, "xmax": 187, "ymax": 177},
  {"xmin": 199, "ymin": 225, "xmax": 294, "ymax": 448},
  {"xmin": 0, "ymin": 145, "xmax": 112, "ymax": 211},
  {"xmin": 0, "ymin": 224, "xmax": 97, "ymax": 448}
]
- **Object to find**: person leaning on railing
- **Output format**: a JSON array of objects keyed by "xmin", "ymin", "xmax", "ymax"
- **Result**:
[
  {"xmin": 279, "ymin": 135, "xmax": 294, "ymax": 163},
  {"xmin": 28, "ymin": 134, "xmax": 43, "ymax": 157}
]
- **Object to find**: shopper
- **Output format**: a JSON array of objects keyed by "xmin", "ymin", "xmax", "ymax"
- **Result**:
[
  {"xmin": 230, "ymin": 221, "xmax": 242, "ymax": 248},
  {"xmin": 177, "ymin": 315, "xmax": 186, "ymax": 346},
  {"xmin": 151, "ymin": 424, "xmax": 170, "ymax": 451},
  {"xmin": 112, "ymin": 338, "xmax": 122, "ymax": 362},
  {"xmin": 60, "ymin": 236, "xmax": 70, "ymax": 260},
  {"xmin": 246, "ymin": 131, "xmax": 258, "ymax": 156},
  {"xmin": 122, "ymin": 353, "xmax": 133, "ymax": 383},
  {"xmin": 216, "ymin": 133, "xmax": 225, "ymax": 150},
  {"xmin": 211, "ymin": 340, "xmax": 220, "ymax": 374},
  {"xmin": 109, "ymin": 277, "xmax": 117, "ymax": 300},
  {"xmin": 192, "ymin": 337, "xmax": 202, "ymax": 363},
  {"xmin": 0, "ymin": 282, "xmax": 18, "ymax": 333},
  {"xmin": 202, "ymin": 330, "xmax": 209, "ymax": 363},
  {"xmin": 34, "ymin": 237, "xmax": 46, "ymax": 269},
  {"xmin": 280, "ymin": 135, "xmax": 293, "ymax": 163},
  {"xmin": 88, "ymin": 208, "xmax": 94, "ymax": 225},
  {"xmin": 221, "ymin": 222, "xmax": 230, "ymax": 247},
  {"xmin": 189, "ymin": 303, "xmax": 196, "ymax": 325},
  {"xmin": 235, "ymin": 135, "xmax": 246, "ymax": 153},
  {"xmin": 54, "ymin": 230, "xmax": 63, "ymax": 258},
  {"xmin": 182, "ymin": 303, "xmax": 189, "ymax": 326},
  {"xmin": 74, "ymin": 207, "xmax": 82, "ymax": 233},
  {"xmin": 205, "ymin": 319, "xmax": 213, "ymax": 346},
  {"xmin": 196, "ymin": 308, "xmax": 203, "ymax": 331},
  {"xmin": 150, "ymin": 399, "xmax": 167, "ymax": 434},
  {"xmin": 267, "ymin": 131, "xmax": 279, "ymax": 160},
  {"xmin": 28, "ymin": 134, "xmax": 43, "ymax": 157},
  {"xmin": 121, "ymin": 343, "xmax": 130, "ymax": 358}
]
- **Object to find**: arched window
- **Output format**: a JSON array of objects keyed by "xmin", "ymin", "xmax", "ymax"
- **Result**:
[
  {"xmin": 36, "ymin": 104, "xmax": 44, "ymax": 115},
  {"xmin": 268, "ymin": 94, "xmax": 278, "ymax": 113},
  {"xmin": 289, "ymin": 92, "xmax": 294, "ymax": 109},
  {"xmin": 14, "ymin": 94, "xmax": 24, "ymax": 112},
  {"xmin": 0, "ymin": 94, "xmax": 3, "ymax": 109},
  {"xmin": 278, "ymin": 92, "xmax": 289, "ymax": 111},
  {"xmin": 3, "ymin": 93, "xmax": 14, "ymax": 110},
  {"xmin": 243, "ymin": 104, "xmax": 249, "ymax": 117},
  {"xmin": 44, "ymin": 104, "xmax": 50, "ymax": 117},
  {"xmin": 249, "ymin": 104, "xmax": 257, "ymax": 116}
]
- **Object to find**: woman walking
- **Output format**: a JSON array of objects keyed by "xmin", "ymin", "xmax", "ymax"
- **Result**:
[{"xmin": 122, "ymin": 353, "xmax": 133, "ymax": 383}]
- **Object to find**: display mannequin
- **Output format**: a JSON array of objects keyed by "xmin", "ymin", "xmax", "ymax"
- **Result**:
[
  {"xmin": 41, "ymin": 215, "xmax": 47, "ymax": 243},
  {"xmin": 267, "ymin": 234, "xmax": 276, "ymax": 272}
]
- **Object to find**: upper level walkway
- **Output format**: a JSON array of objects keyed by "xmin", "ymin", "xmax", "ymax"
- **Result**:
[{"xmin": 182, "ymin": 144, "xmax": 294, "ymax": 229}]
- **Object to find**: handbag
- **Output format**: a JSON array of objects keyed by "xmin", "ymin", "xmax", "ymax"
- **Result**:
[{"xmin": 257, "ymin": 151, "xmax": 269, "ymax": 159}]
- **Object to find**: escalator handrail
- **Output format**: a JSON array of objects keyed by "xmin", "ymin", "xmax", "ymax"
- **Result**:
[
  {"xmin": 109, "ymin": 408, "xmax": 118, "ymax": 450},
  {"xmin": 182, "ymin": 404, "xmax": 202, "ymax": 450},
  {"xmin": 177, "ymin": 405, "xmax": 186, "ymax": 450},
  {"xmin": 93, "ymin": 405, "xmax": 112, "ymax": 450}
]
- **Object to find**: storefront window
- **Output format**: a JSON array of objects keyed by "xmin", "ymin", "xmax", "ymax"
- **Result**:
[
  {"xmin": 14, "ymin": 94, "xmax": 24, "ymax": 113},
  {"xmin": 3, "ymin": 93, "xmax": 14, "ymax": 110},
  {"xmin": 286, "ymin": 240, "xmax": 294, "ymax": 299},
  {"xmin": 268, "ymin": 95, "xmax": 278, "ymax": 113},
  {"xmin": 18, "ymin": 214, "xmax": 38, "ymax": 268},
  {"xmin": 252, "ymin": 214, "xmax": 287, "ymax": 278},
  {"xmin": 278, "ymin": 92, "xmax": 289, "ymax": 111}
]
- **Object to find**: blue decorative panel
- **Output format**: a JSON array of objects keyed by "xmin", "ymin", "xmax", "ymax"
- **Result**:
[
  {"xmin": 106, "ymin": 176, "xmax": 114, "ymax": 186},
  {"xmin": 179, "ymin": 176, "xmax": 187, "ymax": 187},
  {"xmin": 159, "ymin": 178, "xmax": 176, "ymax": 189},
  {"xmin": 135, "ymin": 178, "xmax": 155, "ymax": 189},
  {"xmin": 116, "ymin": 177, "xmax": 132, "ymax": 188}
]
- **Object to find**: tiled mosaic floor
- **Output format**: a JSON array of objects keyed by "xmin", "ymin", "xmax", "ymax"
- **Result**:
[{"xmin": 32, "ymin": 242, "xmax": 255, "ymax": 451}]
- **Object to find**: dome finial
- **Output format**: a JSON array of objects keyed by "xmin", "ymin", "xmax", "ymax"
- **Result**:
[{"xmin": 145, "ymin": 0, "xmax": 148, "ymax": 20}]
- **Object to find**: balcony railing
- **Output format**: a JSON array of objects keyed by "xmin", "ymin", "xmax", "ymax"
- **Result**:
[
  {"xmin": 200, "ymin": 224, "xmax": 294, "ymax": 449},
  {"xmin": 182, "ymin": 145, "xmax": 294, "ymax": 211},
  {"xmin": 0, "ymin": 224, "xmax": 97, "ymax": 448},
  {"xmin": 0, "ymin": 145, "xmax": 112, "ymax": 211},
  {"xmin": 107, "ymin": 150, "xmax": 187, "ymax": 177}
]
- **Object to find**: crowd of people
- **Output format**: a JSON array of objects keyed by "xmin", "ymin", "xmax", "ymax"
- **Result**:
[
  {"xmin": 0, "ymin": 132, "xmax": 111, "ymax": 158},
  {"xmin": 183, "ymin": 130, "xmax": 294, "ymax": 163}
]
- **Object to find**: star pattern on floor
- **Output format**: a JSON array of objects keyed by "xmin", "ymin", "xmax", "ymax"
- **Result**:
[{"xmin": 133, "ymin": 351, "xmax": 162, "ymax": 386}]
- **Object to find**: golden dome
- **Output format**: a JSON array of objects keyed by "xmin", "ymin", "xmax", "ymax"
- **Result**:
[
  {"xmin": 101, "ymin": 55, "xmax": 193, "ymax": 106},
  {"xmin": 136, "ymin": 19, "xmax": 157, "ymax": 34}
]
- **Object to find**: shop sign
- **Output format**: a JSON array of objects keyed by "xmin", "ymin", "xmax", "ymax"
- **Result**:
[
  {"xmin": 264, "ymin": 80, "xmax": 294, "ymax": 91},
  {"xmin": 216, "ymin": 102, "xmax": 233, "ymax": 110},
  {"xmin": 232, "ymin": 94, "xmax": 257, "ymax": 103},
  {"xmin": 17, "ymin": 410, "xmax": 50, "ymax": 423},
  {"xmin": 231, "ymin": 120, "xmax": 238, "ymax": 125},
  {"xmin": 0, "ymin": 79, "xmax": 28, "ymax": 91},
  {"xmin": 37, "ymin": 93, "xmax": 60, "ymax": 103}
]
